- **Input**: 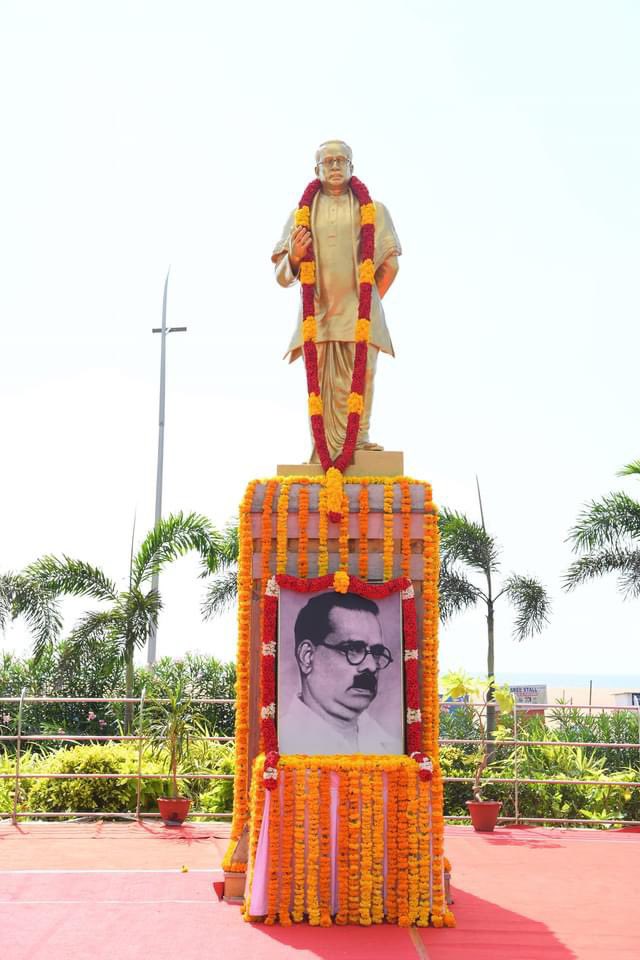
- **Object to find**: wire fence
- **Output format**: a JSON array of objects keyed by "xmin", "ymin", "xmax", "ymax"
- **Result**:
[{"xmin": 1, "ymin": 693, "xmax": 640, "ymax": 827}]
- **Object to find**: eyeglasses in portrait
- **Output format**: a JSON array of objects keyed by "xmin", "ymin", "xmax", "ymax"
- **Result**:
[{"xmin": 277, "ymin": 587, "xmax": 404, "ymax": 755}]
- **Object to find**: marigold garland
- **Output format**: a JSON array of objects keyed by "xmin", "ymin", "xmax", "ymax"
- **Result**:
[
  {"xmin": 279, "ymin": 772, "xmax": 294, "ymax": 926},
  {"xmin": 223, "ymin": 478, "xmax": 258, "ymax": 871},
  {"xmin": 306, "ymin": 768, "xmax": 321, "ymax": 926},
  {"xmin": 359, "ymin": 771, "xmax": 373, "ymax": 925},
  {"xmin": 229, "ymin": 476, "xmax": 454, "ymax": 928},
  {"xmin": 335, "ymin": 769, "xmax": 350, "ymax": 925},
  {"xmin": 297, "ymin": 176, "xmax": 376, "ymax": 480},
  {"xmin": 347, "ymin": 769, "xmax": 362, "ymax": 924},
  {"xmin": 383, "ymin": 480, "xmax": 394, "ymax": 580},
  {"xmin": 318, "ymin": 769, "xmax": 333, "ymax": 927},
  {"xmin": 297, "ymin": 484, "xmax": 310, "ymax": 578},
  {"xmin": 371, "ymin": 769, "xmax": 385, "ymax": 924},
  {"xmin": 358, "ymin": 482, "xmax": 369, "ymax": 579},
  {"xmin": 385, "ymin": 767, "xmax": 399, "ymax": 923},
  {"xmin": 292, "ymin": 767, "xmax": 307, "ymax": 922},
  {"xmin": 265, "ymin": 779, "xmax": 281, "ymax": 924},
  {"xmin": 396, "ymin": 766, "xmax": 410, "ymax": 927},
  {"xmin": 400, "ymin": 478, "xmax": 412, "ymax": 578}
]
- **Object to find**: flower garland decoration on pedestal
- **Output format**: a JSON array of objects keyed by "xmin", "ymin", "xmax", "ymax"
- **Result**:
[
  {"xmin": 259, "ymin": 572, "xmax": 432, "ymax": 789},
  {"xmin": 296, "ymin": 175, "xmax": 376, "ymax": 521}
]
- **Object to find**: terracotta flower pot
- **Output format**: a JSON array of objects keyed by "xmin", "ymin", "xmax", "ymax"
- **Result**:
[
  {"xmin": 466, "ymin": 800, "xmax": 502, "ymax": 832},
  {"xmin": 157, "ymin": 796, "xmax": 191, "ymax": 826}
]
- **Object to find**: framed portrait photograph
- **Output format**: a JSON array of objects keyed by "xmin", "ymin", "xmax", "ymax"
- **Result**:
[{"xmin": 277, "ymin": 582, "xmax": 405, "ymax": 756}]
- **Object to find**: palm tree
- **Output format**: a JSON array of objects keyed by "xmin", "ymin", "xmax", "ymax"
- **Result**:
[
  {"xmin": 201, "ymin": 522, "xmax": 239, "ymax": 620},
  {"xmin": 25, "ymin": 512, "xmax": 218, "ymax": 730},
  {"xmin": 564, "ymin": 460, "xmax": 640, "ymax": 598},
  {"xmin": 439, "ymin": 484, "xmax": 551, "ymax": 743},
  {"xmin": 0, "ymin": 572, "xmax": 62, "ymax": 651}
]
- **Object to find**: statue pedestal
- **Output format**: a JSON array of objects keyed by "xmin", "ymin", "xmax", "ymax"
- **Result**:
[{"xmin": 277, "ymin": 450, "xmax": 404, "ymax": 477}]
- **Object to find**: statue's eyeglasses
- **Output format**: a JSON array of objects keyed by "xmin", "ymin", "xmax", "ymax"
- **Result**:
[
  {"xmin": 315, "ymin": 640, "xmax": 393, "ymax": 669},
  {"xmin": 319, "ymin": 156, "xmax": 351, "ymax": 169}
]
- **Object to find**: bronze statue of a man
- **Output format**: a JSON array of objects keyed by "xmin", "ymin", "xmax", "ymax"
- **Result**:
[{"xmin": 272, "ymin": 140, "xmax": 401, "ymax": 463}]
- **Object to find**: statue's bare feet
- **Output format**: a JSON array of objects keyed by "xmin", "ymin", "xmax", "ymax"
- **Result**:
[{"xmin": 362, "ymin": 442, "xmax": 384, "ymax": 452}]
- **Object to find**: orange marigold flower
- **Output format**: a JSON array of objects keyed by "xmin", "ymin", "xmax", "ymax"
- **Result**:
[
  {"xmin": 355, "ymin": 318, "xmax": 370, "ymax": 342},
  {"xmin": 295, "ymin": 205, "xmax": 311, "ymax": 227},
  {"xmin": 308, "ymin": 392, "xmax": 323, "ymax": 416},
  {"xmin": 347, "ymin": 392, "xmax": 364, "ymax": 415},
  {"xmin": 360, "ymin": 202, "xmax": 376, "ymax": 225},
  {"xmin": 359, "ymin": 259, "xmax": 375, "ymax": 284},
  {"xmin": 333, "ymin": 570, "xmax": 350, "ymax": 593},
  {"xmin": 300, "ymin": 261, "xmax": 316, "ymax": 285},
  {"xmin": 302, "ymin": 316, "xmax": 317, "ymax": 341}
]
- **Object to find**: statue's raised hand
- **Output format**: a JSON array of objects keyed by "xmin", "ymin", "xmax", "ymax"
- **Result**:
[{"xmin": 288, "ymin": 226, "xmax": 313, "ymax": 270}]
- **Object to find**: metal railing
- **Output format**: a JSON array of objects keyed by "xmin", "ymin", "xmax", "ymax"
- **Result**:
[
  {"xmin": 440, "ymin": 699, "xmax": 640, "ymax": 827},
  {"xmin": 2, "ymin": 694, "xmax": 640, "ymax": 827},
  {"xmin": 0, "ymin": 691, "xmax": 235, "ymax": 824}
]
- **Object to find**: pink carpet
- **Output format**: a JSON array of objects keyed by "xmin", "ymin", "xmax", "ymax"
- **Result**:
[{"xmin": 1, "ymin": 822, "xmax": 639, "ymax": 959}]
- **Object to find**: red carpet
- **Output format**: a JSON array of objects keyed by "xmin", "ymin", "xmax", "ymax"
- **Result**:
[{"xmin": 1, "ymin": 822, "xmax": 639, "ymax": 959}]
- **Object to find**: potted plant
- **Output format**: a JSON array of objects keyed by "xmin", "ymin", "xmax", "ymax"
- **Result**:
[
  {"xmin": 145, "ymin": 679, "xmax": 205, "ymax": 826},
  {"xmin": 441, "ymin": 670, "xmax": 515, "ymax": 832}
]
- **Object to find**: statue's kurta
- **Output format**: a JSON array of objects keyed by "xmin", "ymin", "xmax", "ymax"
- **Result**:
[{"xmin": 272, "ymin": 188, "xmax": 401, "ymax": 461}]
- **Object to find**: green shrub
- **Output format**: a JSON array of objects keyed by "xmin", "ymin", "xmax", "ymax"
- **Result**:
[
  {"xmin": 0, "ymin": 747, "xmax": 39, "ymax": 815},
  {"xmin": 26, "ymin": 743, "xmax": 168, "ymax": 816},
  {"xmin": 196, "ymin": 745, "xmax": 235, "ymax": 815}
]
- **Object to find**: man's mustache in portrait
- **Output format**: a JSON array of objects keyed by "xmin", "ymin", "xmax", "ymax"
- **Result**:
[{"xmin": 350, "ymin": 670, "xmax": 378, "ymax": 695}]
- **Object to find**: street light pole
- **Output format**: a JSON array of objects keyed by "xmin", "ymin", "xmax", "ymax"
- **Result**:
[{"xmin": 147, "ymin": 268, "xmax": 187, "ymax": 665}]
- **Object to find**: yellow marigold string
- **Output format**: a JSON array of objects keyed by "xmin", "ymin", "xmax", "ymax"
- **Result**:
[
  {"xmin": 302, "ymin": 316, "xmax": 317, "ymax": 341},
  {"xmin": 396, "ymin": 766, "xmax": 410, "ymax": 927},
  {"xmin": 292, "ymin": 766, "xmax": 307, "ymax": 922},
  {"xmin": 300, "ymin": 260, "xmax": 316, "ymax": 284},
  {"xmin": 359, "ymin": 770, "xmax": 373, "ymax": 925},
  {"xmin": 335, "ymin": 769, "xmax": 350, "ymax": 925},
  {"xmin": 279, "ymin": 771, "xmax": 294, "ymax": 926},
  {"xmin": 306, "ymin": 768, "xmax": 321, "ymax": 926},
  {"xmin": 295, "ymin": 205, "xmax": 310, "ymax": 227},
  {"xmin": 325, "ymin": 466, "xmax": 343, "ymax": 521},
  {"xmin": 259, "ymin": 479, "xmax": 278, "ymax": 753},
  {"xmin": 224, "ymin": 478, "xmax": 258, "ymax": 867},
  {"xmin": 297, "ymin": 484, "xmax": 310, "ymax": 579},
  {"xmin": 308, "ymin": 392, "xmax": 323, "ymax": 417},
  {"xmin": 265, "ymin": 778, "xmax": 281, "ymax": 925},
  {"xmin": 417, "ymin": 778, "xmax": 431, "ymax": 927},
  {"xmin": 276, "ymin": 479, "xmax": 291, "ymax": 575},
  {"xmin": 347, "ymin": 392, "xmax": 364, "ymax": 415},
  {"xmin": 318, "ymin": 770, "xmax": 333, "ymax": 927},
  {"xmin": 318, "ymin": 484, "xmax": 329, "ymax": 575},
  {"xmin": 371, "ymin": 769, "xmax": 385, "ymax": 924},
  {"xmin": 338, "ymin": 491, "xmax": 350, "ymax": 571},
  {"xmin": 355, "ymin": 318, "xmax": 370, "ymax": 342},
  {"xmin": 359, "ymin": 259, "xmax": 375, "ymax": 284},
  {"xmin": 347, "ymin": 769, "xmax": 361, "ymax": 924},
  {"xmin": 358, "ymin": 482, "xmax": 369, "ymax": 579},
  {"xmin": 407, "ymin": 770, "xmax": 420, "ymax": 925},
  {"xmin": 383, "ymin": 479, "xmax": 394, "ymax": 581},
  {"xmin": 400, "ymin": 479, "xmax": 412, "ymax": 579},
  {"xmin": 360, "ymin": 201, "xmax": 376, "ymax": 225},
  {"xmin": 385, "ymin": 767, "xmax": 398, "ymax": 923},
  {"xmin": 333, "ymin": 570, "xmax": 350, "ymax": 593}
]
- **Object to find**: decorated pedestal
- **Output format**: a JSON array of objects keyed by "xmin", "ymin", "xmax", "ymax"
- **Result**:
[{"xmin": 222, "ymin": 472, "xmax": 454, "ymax": 928}]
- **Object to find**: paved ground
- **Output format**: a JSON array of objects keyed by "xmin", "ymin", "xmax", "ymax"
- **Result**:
[{"xmin": 1, "ymin": 821, "xmax": 639, "ymax": 959}]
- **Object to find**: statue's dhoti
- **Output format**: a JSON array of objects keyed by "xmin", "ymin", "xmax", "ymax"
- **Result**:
[{"xmin": 311, "ymin": 342, "xmax": 378, "ymax": 463}]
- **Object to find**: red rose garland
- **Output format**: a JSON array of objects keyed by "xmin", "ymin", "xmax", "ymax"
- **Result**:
[
  {"xmin": 259, "ymin": 573, "xmax": 432, "ymax": 788},
  {"xmin": 296, "ymin": 176, "xmax": 376, "ymax": 475}
]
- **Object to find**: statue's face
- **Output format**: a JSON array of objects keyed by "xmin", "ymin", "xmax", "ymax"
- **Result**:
[{"xmin": 315, "ymin": 142, "xmax": 353, "ymax": 192}]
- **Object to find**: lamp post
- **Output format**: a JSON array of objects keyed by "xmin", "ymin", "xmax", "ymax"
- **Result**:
[{"xmin": 148, "ymin": 268, "xmax": 187, "ymax": 665}]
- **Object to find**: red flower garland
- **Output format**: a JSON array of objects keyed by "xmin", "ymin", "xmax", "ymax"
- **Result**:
[
  {"xmin": 259, "ymin": 574, "xmax": 432, "ymax": 787},
  {"xmin": 298, "ymin": 176, "xmax": 375, "ymax": 473}
]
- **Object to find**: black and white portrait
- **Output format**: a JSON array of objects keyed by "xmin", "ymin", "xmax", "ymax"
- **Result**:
[{"xmin": 277, "ymin": 588, "xmax": 404, "ymax": 755}]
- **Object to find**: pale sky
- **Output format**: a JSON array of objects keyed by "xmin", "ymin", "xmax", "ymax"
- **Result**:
[{"xmin": 1, "ymin": 1, "xmax": 639, "ymax": 683}]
